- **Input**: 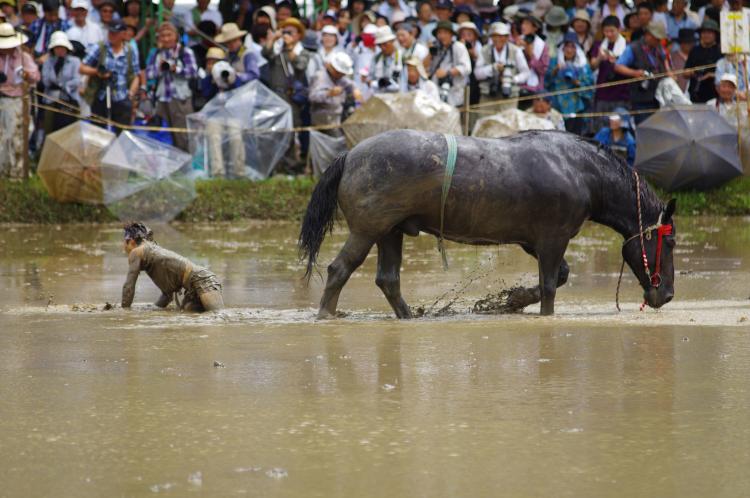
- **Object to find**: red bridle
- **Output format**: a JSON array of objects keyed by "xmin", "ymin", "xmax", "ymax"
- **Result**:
[{"xmin": 615, "ymin": 170, "xmax": 674, "ymax": 311}]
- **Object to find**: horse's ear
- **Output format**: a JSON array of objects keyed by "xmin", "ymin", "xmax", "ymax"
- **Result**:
[{"xmin": 663, "ymin": 198, "xmax": 676, "ymax": 221}]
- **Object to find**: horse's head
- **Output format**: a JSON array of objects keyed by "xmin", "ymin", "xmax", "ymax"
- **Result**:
[{"xmin": 622, "ymin": 199, "xmax": 677, "ymax": 309}]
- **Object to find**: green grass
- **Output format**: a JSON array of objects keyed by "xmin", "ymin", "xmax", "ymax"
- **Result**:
[
  {"xmin": 0, "ymin": 176, "xmax": 315, "ymax": 224},
  {"xmin": 1, "ymin": 174, "xmax": 748, "ymax": 225}
]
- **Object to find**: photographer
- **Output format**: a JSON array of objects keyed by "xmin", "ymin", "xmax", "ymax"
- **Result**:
[
  {"xmin": 214, "ymin": 22, "xmax": 260, "ymax": 85},
  {"xmin": 517, "ymin": 14, "xmax": 549, "ymax": 103},
  {"xmin": 427, "ymin": 20, "xmax": 471, "ymax": 107},
  {"xmin": 590, "ymin": 16, "xmax": 628, "ymax": 130},
  {"xmin": 545, "ymin": 33, "xmax": 593, "ymax": 135},
  {"xmin": 29, "ymin": 0, "xmax": 70, "ymax": 61},
  {"xmin": 475, "ymin": 22, "xmax": 529, "ymax": 111},
  {"xmin": 261, "ymin": 17, "xmax": 311, "ymax": 173},
  {"xmin": 0, "ymin": 22, "xmax": 39, "ymax": 178},
  {"xmin": 41, "ymin": 31, "xmax": 80, "ymax": 135},
  {"xmin": 371, "ymin": 25, "xmax": 402, "ymax": 94},
  {"xmin": 405, "ymin": 55, "xmax": 440, "ymax": 101},
  {"xmin": 81, "ymin": 21, "xmax": 140, "ymax": 133},
  {"xmin": 144, "ymin": 22, "xmax": 198, "ymax": 151},
  {"xmin": 308, "ymin": 51, "xmax": 362, "ymax": 135}
]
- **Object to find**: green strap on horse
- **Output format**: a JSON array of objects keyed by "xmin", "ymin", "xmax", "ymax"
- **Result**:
[{"xmin": 438, "ymin": 133, "xmax": 458, "ymax": 270}]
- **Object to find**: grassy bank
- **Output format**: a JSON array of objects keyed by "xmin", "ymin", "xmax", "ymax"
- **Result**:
[
  {"xmin": 1, "ymin": 175, "xmax": 748, "ymax": 224},
  {"xmin": 0, "ymin": 176, "xmax": 315, "ymax": 224}
]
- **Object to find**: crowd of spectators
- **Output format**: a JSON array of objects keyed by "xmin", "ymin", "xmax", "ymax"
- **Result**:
[{"xmin": 0, "ymin": 0, "xmax": 748, "ymax": 178}]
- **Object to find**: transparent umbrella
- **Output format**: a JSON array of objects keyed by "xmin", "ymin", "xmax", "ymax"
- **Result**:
[
  {"xmin": 187, "ymin": 80, "xmax": 292, "ymax": 180},
  {"xmin": 635, "ymin": 105, "xmax": 743, "ymax": 191},
  {"xmin": 100, "ymin": 131, "xmax": 196, "ymax": 222},
  {"xmin": 37, "ymin": 121, "xmax": 115, "ymax": 204}
]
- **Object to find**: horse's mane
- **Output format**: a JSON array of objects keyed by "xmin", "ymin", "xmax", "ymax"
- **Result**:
[{"xmin": 510, "ymin": 130, "xmax": 664, "ymax": 217}]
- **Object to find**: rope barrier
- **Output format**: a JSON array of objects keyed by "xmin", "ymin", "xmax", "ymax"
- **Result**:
[{"xmin": 30, "ymin": 62, "xmax": 722, "ymax": 135}]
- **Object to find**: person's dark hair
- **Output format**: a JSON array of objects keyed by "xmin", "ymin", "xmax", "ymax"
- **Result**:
[
  {"xmin": 124, "ymin": 222, "xmax": 154, "ymax": 244},
  {"xmin": 42, "ymin": 0, "xmax": 60, "ymax": 13},
  {"xmin": 637, "ymin": 2, "xmax": 654, "ymax": 13},
  {"xmin": 623, "ymin": 12, "xmax": 638, "ymax": 29},
  {"xmin": 601, "ymin": 15, "xmax": 621, "ymax": 29},
  {"xmin": 654, "ymin": 0, "xmax": 667, "ymax": 8},
  {"xmin": 197, "ymin": 20, "xmax": 218, "ymax": 38},
  {"xmin": 251, "ymin": 23, "xmax": 270, "ymax": 43}
]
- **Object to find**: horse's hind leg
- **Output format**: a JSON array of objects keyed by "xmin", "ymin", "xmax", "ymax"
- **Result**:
[
  {"xmin": 318, "ymin": 232, "xmax": 375, "ymax": 319},
  {"xmin": 376, "ymin": 230, "xmax": 413, "ymax": 319}
]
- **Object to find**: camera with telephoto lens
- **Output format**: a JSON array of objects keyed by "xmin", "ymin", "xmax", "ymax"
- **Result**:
[
  {"xmin": 501, "ymin": 64, "xmax": 515, "ymax": 97},
  {"xmin": 640, "ymin": 70, "xmax": 653, "ymax": 90},
  {"xmin": 438, "ymin": 80, "xmax": 451, "ymax": 103},
  {"xmin": 220, "ymin": 70, "xmax": 230, "ymax": 82},
  {"xmin": 160, "ymin": 60, "xmax": 171, "ymax": 72},
  {"xmin": 0, "ymin": 73, "xmax": 6, "ymax": 84},
  {"xmin": 429, "ymin": 45, "xmax": 439, "ymax": 57},
  {"xmin": 377, "ymin": 77, "xmax": 391, "ymax": 89},
  {"xmin": 523, "ymin": 34, "xmax": 534, "ymax": 45}
]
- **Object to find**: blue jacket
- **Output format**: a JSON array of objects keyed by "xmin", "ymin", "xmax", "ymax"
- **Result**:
[{"xmin": 594, "ymin": 127, "xmax": 636, "ymax": 167}]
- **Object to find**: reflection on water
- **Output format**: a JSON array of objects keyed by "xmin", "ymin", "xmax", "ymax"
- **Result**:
[{"xmin": 0, "ymin": 219, "xmax": 749, "ymax": 497}]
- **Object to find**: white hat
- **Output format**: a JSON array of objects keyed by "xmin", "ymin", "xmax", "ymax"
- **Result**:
[
  {"xmin": 391, "ymin": 10, "xmax": 407, "ymax": 25},
  {"xmin": 321, "ymin": 25, "xmax": 338, "ymax": 37},
  {"xmin": 457, "ymin": 21, "xmax": 479, "ymax": 35},
  {"xmin": 720, "ymin": 73, "xmax": 738, "ymax": 87},
  {"xmin": 375, "ymin": 25, "xmax": 396, "ymax": 44},
  {"xmin": 330, "ymin": 51, "xmax": 354, "ymax": 76},
  {"xmin": 0, "ymin": 22, "xmax": 24, "ymax": 49},
  {"xmin": 48, "ymin": 30, "xmax": 73, "ymax": 51},
  {"xmin": 70, "ymin": 0, "xmax": 89, "ymax": 10},
  {"xmin": 363, "ymin": 24, "xmax": 378, "ymax": 35},
  {"xmin": 489, "ymin": 22, "xmax": 510, "ymax": 36}
]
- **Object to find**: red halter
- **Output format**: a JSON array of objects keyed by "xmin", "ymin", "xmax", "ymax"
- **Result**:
[{"xmin": 616, "ymin": 170, "xmax": 673, "ymax": 311}]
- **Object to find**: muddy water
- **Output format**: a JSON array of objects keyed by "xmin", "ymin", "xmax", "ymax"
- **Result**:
[{"xmin": 1, "ymin": 219, "xmax": 749, "ymax": 497}]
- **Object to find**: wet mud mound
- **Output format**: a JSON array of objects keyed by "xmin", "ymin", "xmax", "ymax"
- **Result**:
[{"xmin": 472, "ymin": 286, "xmax": 541, "ymax": 314}]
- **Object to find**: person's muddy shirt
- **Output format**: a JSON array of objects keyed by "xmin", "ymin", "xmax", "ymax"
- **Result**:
[{"xmin": 122, "ymin": 242, "xmax": 204, "ymax": 307}]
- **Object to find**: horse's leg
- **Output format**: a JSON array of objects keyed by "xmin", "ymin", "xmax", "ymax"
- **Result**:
[
  {"xmin": 318, "ymin": 232, "xmax": 375, "ymax": 319},
  {"xmin": 535, "ymin": 240, "xmax": 569, "ymax": 316},
  {"xmin": 375, "ymin": 230, "xmax": 413, "ymax": 319},
  {"xmin": 522, "ymin": 244, "xmax": 569, "ymax": 288}
]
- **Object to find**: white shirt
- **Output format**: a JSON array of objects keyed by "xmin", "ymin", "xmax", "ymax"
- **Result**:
[
  {"xmin": 398, "ymin": 41, "xmax": 429, "ymax": 63},
  {"xmin": 66, "ymin": 21, "xmax": 105, "ymax": 48}
]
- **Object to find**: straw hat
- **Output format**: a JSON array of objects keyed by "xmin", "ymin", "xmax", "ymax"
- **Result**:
[
  {"xmin": 645, "ymin": 20, "xmax": 666, "ymax": 40},
  {"xmin": 0, "ymin": 22, "xmax": 24, "ymax": 49},
  {"xmin": 206, "ymin": 47, "xmax": 226, "ymax": 60},
  {"xmin": 405, "ymin": 55, "xmax": 428, "ymax": 79},
  {"xmin": 214, "ymin": 22, "xmax": 248, "ymax": 44},
  {"xmin": 375, "ymin": 25, "xmax": 396, "ymax": 44},
  {"xmin": 48, "ymin": 30, "xmax": 73, "ymax": 51},
  {"xmin": 330, "ymin": 51, "xmax": 354, "ymax": 76},
  {"xmin": 278, "ymin": 17, "xmax": 306, "ymax": 37},
  {"xmin": 571, "ymin": 9, "xmax": 591, "ymax": 27}
]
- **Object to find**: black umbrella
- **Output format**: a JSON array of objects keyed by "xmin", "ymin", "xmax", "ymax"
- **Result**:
[{"xmin": 635, "ymin": 105, "xmax": 743, "ymax": 191}]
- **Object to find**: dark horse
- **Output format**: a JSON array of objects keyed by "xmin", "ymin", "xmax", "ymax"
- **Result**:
[{"xmin": 299, "ymin": 130, "xmax": 676, "ymax": 317}]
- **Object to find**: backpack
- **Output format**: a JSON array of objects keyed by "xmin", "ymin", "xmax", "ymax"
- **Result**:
[{"xmin": 82, "ymin": 42, "xmax": 135, "ymax": 106}]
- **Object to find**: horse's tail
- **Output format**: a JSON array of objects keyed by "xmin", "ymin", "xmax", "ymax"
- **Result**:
[{"xmin": 299, "ymin": 152, "xmax": 348, "ymax": 281}]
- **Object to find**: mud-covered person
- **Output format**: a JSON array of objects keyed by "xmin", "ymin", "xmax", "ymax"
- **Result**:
[{"xmin": 121, "ymin": 222, "xmax": 224, "ymax": 312}]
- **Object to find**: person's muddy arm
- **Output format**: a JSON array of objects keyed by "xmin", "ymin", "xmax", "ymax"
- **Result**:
[
  {"xmin": 121, "ymin": 252, "xmax": 141, "ymax": 308},
  {"xmin": 155, "ymin": 293, "xmax": 172, "ymax": 308}
]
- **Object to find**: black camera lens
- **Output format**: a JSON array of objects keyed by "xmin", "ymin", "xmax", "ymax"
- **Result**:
[
  {"xmin": 464, "ymin": 40, "xmax": 471, "ymax": 49},
  {"xmin": 429, "ymin": 45, "xmax": 438, "ymax": 56},
  {"xmin": 0, "ymin": 73, "xmax": 6, "ymax": 84},
  {"xmin": 97, "ymin": 64, "xmax": 107, "ymax": 73},
  {"xmin": 220, "ymin": 70, "xmax": 230, "ymax": 81},
  {"xmin": 524, "ymin": 34, "xmax": 534, "ymax": 44},
  {"xmin": 160, "ymin": 61, "xmax": 171, "ymax": 72}
]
